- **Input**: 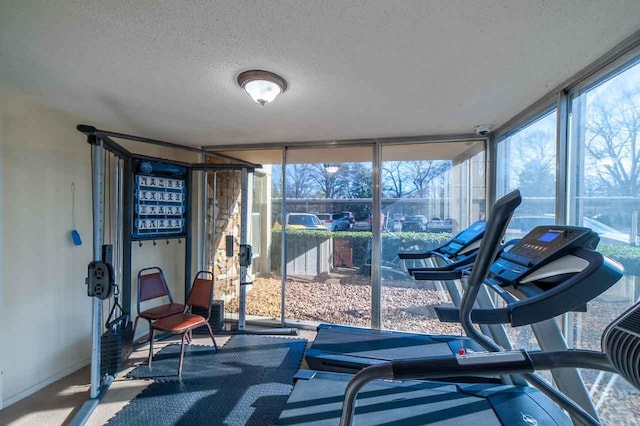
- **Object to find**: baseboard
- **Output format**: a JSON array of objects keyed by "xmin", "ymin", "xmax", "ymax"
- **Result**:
[{"xmin": 2, "ymin": 357, "xmax": 91, "ymax": 408}]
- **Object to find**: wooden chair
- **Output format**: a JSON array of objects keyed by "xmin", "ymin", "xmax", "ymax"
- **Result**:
[
  {"xmin": 133, "ymin": 267, "xmax": 185, "ymax": 342},
  {"xmin": 147, "ymin": 271, "xmax": 218, "ymax": 376}
]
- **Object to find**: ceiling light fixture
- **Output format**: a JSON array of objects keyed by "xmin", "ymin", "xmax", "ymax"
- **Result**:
[
  {"xmin": 325, "ymin": 164, "xmax": 340, "ymax": 174},
  {"xmin": 237, "ymin": 70, "xmax": 287, "ymax": 106}
]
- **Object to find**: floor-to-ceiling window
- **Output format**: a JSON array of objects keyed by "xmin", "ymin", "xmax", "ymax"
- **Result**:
[
  {"xmin": 215, "ymin": 142, "xmax": 485, "ymax": 331},
  {"xmin": 494, "ymin": 110, "xmax": 559, "ymax": 388},
  {"xmin": 492, "ymin": 56, "xmax": 640, "ymax": 424},
  {"xmin": 282, "ymin": 146, "xmax": 373, "ymax": 326},
  {"xmin": 379, "ymin": 141, "xmax": 486, "ymax": 333},
  {"xmin": 567, "ymin": 60, "xmax": 640, "ymax": 423},
  {"xmin": 496, "ymin": 110, "xmax": 557, "ymax": 242}
]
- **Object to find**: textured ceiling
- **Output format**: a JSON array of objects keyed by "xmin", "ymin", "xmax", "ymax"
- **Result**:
[{"xmin": 1, "ymin": 1, "xmax": 640, "ymax": 146}]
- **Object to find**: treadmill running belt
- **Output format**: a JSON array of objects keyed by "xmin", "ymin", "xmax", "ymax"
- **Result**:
[
  {"xmin": 277, "ymin": 371, "xmax": 570, "ymax": 426},
  {"xmin": 311, "ymin": 326, "xmax": 455, "ymax": 357},
  {"xmin": 306, "ymin": 325, "xmax": 484, "ymax": 374}
]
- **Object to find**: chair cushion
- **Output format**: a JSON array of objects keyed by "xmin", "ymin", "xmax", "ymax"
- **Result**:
[
  {"xmin": 151, "ymin": 313, "xmax": 206, "ymax": 333},
  {"xmin": 140, "ymin": 303, "xmax": 185, "ymax": 320}
]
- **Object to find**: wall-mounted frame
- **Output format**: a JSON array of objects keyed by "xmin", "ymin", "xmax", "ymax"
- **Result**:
[{"xmin": 132, "ymin": 158, "xmax": 188, "ymax": 240}]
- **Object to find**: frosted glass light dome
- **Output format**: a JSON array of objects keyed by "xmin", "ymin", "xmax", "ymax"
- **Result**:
[
  {"xmin": 243, "ymin": 80, "xmax": 282, "ymax": 105},
  {"xmin": 237, "ymin": 70, "xmax": 287, "ymax": 106}
]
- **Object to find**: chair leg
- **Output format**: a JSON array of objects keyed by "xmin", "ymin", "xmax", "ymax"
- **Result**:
[
  {"xmin": 206, "ymin": 323, "xmax": 218, "ymax": 352},
  {"xmin": 148, "ymin": 328, "xmax": 155, "ymax": 366},
  {"xmin": 178, "ymin": 333, "xmax": 188, "ymax": 377},
  {"xmin": 145, "ymin": 318, "xmax": 153, "ymax": 344},
  {"xmin": 132, "ymin": 316, "xmax": 140, "ymax": 339}
]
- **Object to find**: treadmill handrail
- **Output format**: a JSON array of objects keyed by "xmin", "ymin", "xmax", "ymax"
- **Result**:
[
  {"xmin": 389, "ymin": 350, "xmax": 615, "ymax": 381},
  {"xmin": 410, "ymin": 269, "xmax": 466, "ymax": 281},
  {"xmin": 339, "ymin": 351, "xmax": 601, "ymax": 426},
  {"xmin": 397, "ymin": 250, "xmax": 436, "ymax": 260},
  {"xmin": 407, "ymin": 252, "xmax": 477, "ymax": 274},
  {"xmin": 435, "ymin": 306, "xmax": 511, "ymax": 324}
]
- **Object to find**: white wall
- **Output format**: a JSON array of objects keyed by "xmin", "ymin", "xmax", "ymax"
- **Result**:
[
  {"xmin": 0, "ymin": 94, "xmax": 6, "ymax": 408},
  {"xmin": 130, "ymin": 242, "xmax": 187, "ymax": 339},
  {"xmin": 0, "ymin": 94, "xmax": 203, "ymax": 408},
  {"xmin": 0, "ymin": 93, "xmax": 94, "ymax": 407}
]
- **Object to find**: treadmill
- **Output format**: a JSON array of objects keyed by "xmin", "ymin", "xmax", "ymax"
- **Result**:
[
  {"xmin": 278, "ymin": 190, "xmax": 624, "ymax": 425},
  {"xmin": 306, "ymin": 221, "xmax": 490, "ymax": 373}
]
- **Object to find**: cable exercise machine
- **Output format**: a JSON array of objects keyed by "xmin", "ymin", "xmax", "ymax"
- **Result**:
[{"xmin": 70, "ymin": 125, "xmax": 291, "ymax": 425}]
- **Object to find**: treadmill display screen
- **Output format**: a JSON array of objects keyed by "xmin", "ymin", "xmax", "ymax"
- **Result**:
[{"xmin": 538, "ymin": 232, "xmax": 561, "ymax": 243}]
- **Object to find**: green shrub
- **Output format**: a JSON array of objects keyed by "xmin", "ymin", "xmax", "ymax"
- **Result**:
[
  {"xmin": 271, "ymin": 229, "xmax": 332, "ymax": 241},
  {"xmin": 269, "ymin": 232, "xmax": 640, "ymax": 276},
  {"xmin": 272, "ymin": 230, "xmax": 451, "ymax": 268}
]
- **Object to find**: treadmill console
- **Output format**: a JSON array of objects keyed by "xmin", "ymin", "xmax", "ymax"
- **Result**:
[
  {"xmin": 436, "ymin": 225, "xmax": 623, "ymax": 327},
  {"xmin": 490, "ymin": 226, "xmax": 598, "ymax": 285},
  {"xmin": 438, "ymin": 221, "xmax": 486, "ymax": 257}
]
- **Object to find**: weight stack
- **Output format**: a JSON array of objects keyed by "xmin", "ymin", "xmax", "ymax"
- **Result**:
[
  {"xmin": 192, "ymin": 300, "xmax": 224, "ymax": 334},
  {"xmin": 100, "ymin": 318, "xmax": 134, "ymax": 377}
]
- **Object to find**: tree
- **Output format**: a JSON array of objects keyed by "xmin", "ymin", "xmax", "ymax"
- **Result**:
[
  {"xmin": 382, "ymin": 161, "xmax": 408, "ymax": 198},
  {"xmin": 347, "ymin": 163, "xmax": 373, "ymax": 198},
  {"xmin": 406, "ymin": 160, "xmax": 452, "ymax": 198},
  {"xmin": 517, "ymin": 158, "xmax": 555, "ymax": 197},
  {"xmin": 285, "ymin": 164, "xmax": 316, "ymax": 198},
  {"xmin": 271, "ymin": 164, "xmax": 283, "ymax": 198},
  {"xmin": 512, "ymin": 129, "xmax": 556, "ymax": 198},
  {"xmin": 308, "ymin": 163, "xmax": 349, "ymax": 198},
  {"xmin": 584, "ymin": 82, "xmax": 640, "ymax": 197}
]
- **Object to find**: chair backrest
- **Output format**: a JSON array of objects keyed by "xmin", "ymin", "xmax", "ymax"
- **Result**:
[
  {"xmin": 186, "ymin": 271, "xmax": 214, "ymax": 318},
  {"xmin": 137, "ymin": 267, "xmax": 173, "ymax": 313}
]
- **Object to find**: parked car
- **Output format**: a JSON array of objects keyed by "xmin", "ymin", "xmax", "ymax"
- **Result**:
[
  {"xmin": 401, "ymin": 215, "xmax": 428, "ymax": 232},
  {"xmin": 426, "ymin": 217, "xmax": 454, "ymax": 233},
  {"xmin": 392, "ymin": 213, "xmax": 406, "ymax": 222},
  {"xmin": 389, "ymin": 213, "xmax": 405, "ymax": 232},
  {"xmin": 273, "ymin": 213, "xmax": 328, "ymax": 231},
  {"xmin": 340, "ymin": 211, "xmax": 355, "ymax": 226},
  {"xmin": 390, "ymin": 220, "xmax": 403, "ymax": 232},
  {"xmin": 316, "ymin": 212, "xmax": 351, "ymax": 231},
  {"xmin": 353, "ymin": 212, "xmax": 385, "ymax": 231}
]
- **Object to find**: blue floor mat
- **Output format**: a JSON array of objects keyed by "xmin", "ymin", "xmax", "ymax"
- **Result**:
[{"xmin": 106, "ymin": 335, "xmax": 307, "ymax": 426}]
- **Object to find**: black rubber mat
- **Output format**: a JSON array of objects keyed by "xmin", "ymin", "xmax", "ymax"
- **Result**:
[{"xmin": 106, "ymin": 335, "xmax": 307, "ymax": 426}]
